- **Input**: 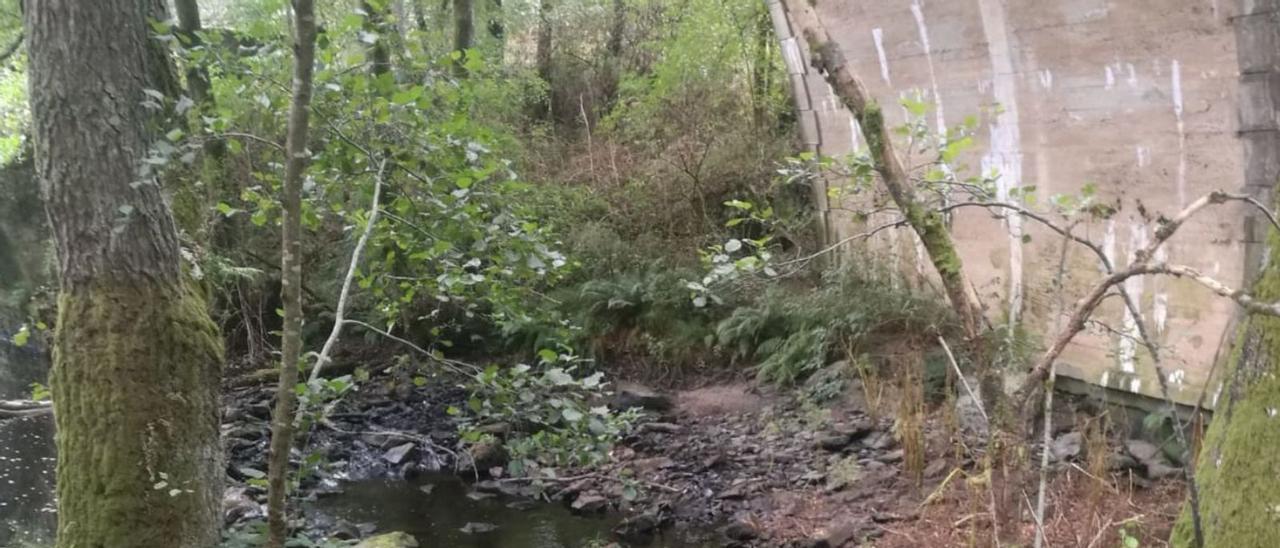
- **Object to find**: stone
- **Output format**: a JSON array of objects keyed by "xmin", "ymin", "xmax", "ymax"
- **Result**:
[
  {"xmin": 875, "ymin": 449, "xmax": 904, "ymax": 464},
  {"xmin": 613, "ymin": 512, "xmax": 660, "ymax": 543},
  {"xmin": 459, "ymin": 522, "xmax": 499, "ymax": 534},
  {"xmin": 1146, "ymin": 461, "xmax": 1183, "ymax": 480},
  {"xmin": 722, "ymin": 518, "xmax": 760, "ymax": 541},
  {"xmin": 382, "ymin": 442, "xmax": 416, "ymax": 465},
  {"xmin": 955, "ymin": 391, "xmax": 989, "ymax": 438},
  {"xmin": 1125, "ymin": 439, "xmax": 1161, "ymax": 462},
  {"xmin": 222, "ymin": 486, "xmax": 261, "ymax": 527},
  {"xmin": 924, "ymin": 459, "xmax": 948, "ymax": 478},
  {"xmin": 612, "ymin": 382, "xmax": 675, "ymax": 412},
  {"xmin": 1052, "ymin": 432, "xmax": 1084, "ymax": 462},
  {"xmin": 355, "ymin": 532, "xmax": 419, "ymax": 548},
  {"xmin": 571, "ymin": 492, "xmax": 608, "ymax": 513}
]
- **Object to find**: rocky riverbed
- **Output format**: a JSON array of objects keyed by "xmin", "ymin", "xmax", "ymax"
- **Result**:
[{"xmin": 218, "ymin": 362, "xmax": 1191, "ymax": 547}]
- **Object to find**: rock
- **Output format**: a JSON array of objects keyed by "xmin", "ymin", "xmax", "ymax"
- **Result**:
[
  {"xmin": 613, "ymin": 512, "xmax": 661, "ymax": 543},
  {"xmin": 418, "ymin": 484, "xmax": 435, "ymax": 495},
  {"xmin": 475, "ymin": 422, "xmax": 512, "ymax": 438},
  {"xmin": 360, "ymin": 432, "xmax": 392, "ymax": 448},
  {"xmin": 956, "ymin": 391, "xmax": 989, "ymax": 437},
  {"xmin": 640, "ymin": 422, "xmax": 683, "ymax": 434},
  {"xmin": 571, "ymin": 492, "xmax": 608, "ymax": 513},
  {"xmin": 1146, "ymin": 461, "xmax": 1183, "ymax": 480},
  {"xmin": 924, "ymin": 459, "xmax": 948, "ymax": 479},
  {"xmin": 875, "ymin": 449, "xmax": 904, "ymax": 464},
  {"xmin": 382, "ymin": 442, "xmax": 416, "ymax": 465},
  {"xmin": 804, "ymin": 518, "xmax": 868, "ymax": 548},
  {"xmin": 1052, "ymin": 432, "xmax": 1084, "ymax": 462},
  {"xmin": 330, "ymin": 521, "xmax": 362, "ymax": 540},
  {"xmin": 1125, "ymin": 439, "xmax": 1161, "ymax": 462},
  {"xmin": 861, "ymin": 431, "xmax": 894, "ymax": 450},
  {"xmin": 612, "ymin": 382, "xmax": 675, "ymax": 412},
  {"xmin": 460, "ymin": 440, "xmax": 507, "ymax": 473},
  {"xmin": 722, "ymin": 518, "xmax": 760, "ymax": 541},
  {"xmin": 355, "ymin": 532, "xmax": 419, "ymax": 548},
  {"xmin": 817, "ymin": 433, "xmax": 854, "ymax": 452},
  {"xmin": 222, "ymin": 486, "xmax": 261, "ymax": 527},
  {"xmin": 459, "ymin": 522, "xmax": 499, "ymax": 534}
]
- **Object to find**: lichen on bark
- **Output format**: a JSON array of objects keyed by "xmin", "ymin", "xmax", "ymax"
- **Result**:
[{"xmin": 51, "ymin": 281, "xmax": 224, "ymax": 548}]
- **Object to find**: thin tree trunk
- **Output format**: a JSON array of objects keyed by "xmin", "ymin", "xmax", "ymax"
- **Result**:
[
  {"xmin": 534, "ymin": 0, "xmax": 553, "ymax": 118},
  {"xmin": 452, "ymin": 0, "xmax": 473, "ymax": 75},
  {"xmin": 265, "ymin": 0, "xmax": 319, "ymax": 545},
  {"xmin": 361, "ymin": 0, "xmax": 393, "ymax": 76},
  {"xmin": 25, "ymin": 0, "xmax": 223, "ymax": 546}
]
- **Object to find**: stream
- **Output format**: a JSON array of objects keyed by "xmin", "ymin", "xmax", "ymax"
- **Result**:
[
  {"xmin": 0, "ymin": 338, "xmax": 709, "ymax": 547},
  {"xmin": 0, "ymin": 338, "xmax": 56, "ymax": 547},
  {"xmin": 314, "ymin": 475, "xmax": 715, "ymax": 547}
]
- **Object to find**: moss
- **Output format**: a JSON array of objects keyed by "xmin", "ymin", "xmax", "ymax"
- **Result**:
[
  {"xmin": 1171, "ymin": 231, "xmax": 1280, "ymax": 547},
  {"xmin": 51, "ymin": 279, "xmax": 224, "ymax": 548}
]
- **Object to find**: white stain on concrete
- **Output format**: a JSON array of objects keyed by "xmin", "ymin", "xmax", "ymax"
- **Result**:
[
  {"xmin": 872, "ymin": 28, "xmax": 892, "ymax": 85},
  {"xmin": 1127, "ymin": 63, "xmax": 1138, "ymax": 88},
  {"xmin": 1103, "ymin": 219, "xmax": 1117, "ymax": 272},
  {"xmin": 1119, "ymin": 222, "xmax": 1149, "ymax": 373},
  {"xmin": 1130, "ymin": 378, "xmax": 1142, "ymax": 393},
  {"xmin": 1105, "ymin": 65, "xmax": 1115, "ymax": 89},
  {"xmin": 1172, "ymin": 59, "xmax": 1188, "ymax": 207},
  {"xmin": 1154, "ymin": 245, "xmax": 1169, "ymax": 334},
  {"xmin": 977, "ymin": 0, "xmax": 1025, "ymax": 324},
  {"xmin": 910, "ymin": 1, "xmax": 947, "ymax": 134},
  {"xmin": 1038, "ymin": 69, "xmax": 1053, "ymax": 89},
  {"xmin": 1135, "ymin": 145, "xmax": 1151, "ymax": 167}
]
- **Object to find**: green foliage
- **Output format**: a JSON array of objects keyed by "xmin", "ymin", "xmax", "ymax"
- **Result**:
[
  {"xmin": 715, "ymin": 264, "xmax": 956, "ymax": 385},
  {"xmin": 453, "ymin": 354, "xmax": 640, "ymax": 477}
]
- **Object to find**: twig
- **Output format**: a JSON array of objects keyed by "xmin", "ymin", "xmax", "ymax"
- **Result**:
[
  {"xmin": 341, "ymin": 319, "xmax": 481, "ymax": 374},
  {"xmin": 308, "ymin": 158, "xmax": 388, "ymax": 382},
  {"xmin": 938, "ymin": 336, "xmax": 988, "ymax": 425}
]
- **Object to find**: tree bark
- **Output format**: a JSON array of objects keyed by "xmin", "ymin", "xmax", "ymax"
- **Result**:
[
  {"xmin": 361, "ymin": 0, "xmax": 393, "ymax": 77},
  {"xmin": 1172, "ymin": 244, "xmax": 1280, "ymax": 546},
  {"xmin": 25, "ymin": 0, "xmax": 224, "ymax": 546},
  {"xmin": 452, "ymin": 0, "xmax": 473, "ymax": 75},
  {"xmin": 265, "ymin": 0, "xmax": 319, "ymax": 546}
]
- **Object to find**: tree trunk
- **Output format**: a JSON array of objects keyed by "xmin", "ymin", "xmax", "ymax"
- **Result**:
[
  {"xmin": 452, "ymin": 0, "xmax": 473, "ymax": 75},
  {"xmin": 534, "ymin": 0, "xmax": 553, "ymax": 118},
  {"xmin": 362, "ymin": 0, "xmax": 393, "ymax": 77},
  {"xmin": 24, "ymin": 1, "xmax": 224, "ymax": 546},
  {"xmin": 265, "ymin": 0, "xmax": 319, "ymax": 546},
  {"xmin": 1171, "ymin": 248, "xmax": 1280, "ymax": 546}
]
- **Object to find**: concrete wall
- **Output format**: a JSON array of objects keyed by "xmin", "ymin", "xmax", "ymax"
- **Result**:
[{"xmin": 769, "ymin": 0, "xmax": 1272, "ymax": 406}]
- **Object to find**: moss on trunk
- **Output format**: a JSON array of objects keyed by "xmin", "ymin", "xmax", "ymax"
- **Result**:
[
  {"xmin": 1171, "ymin": 237, "xmax": 1280, "ymax": 547},
  {"xmin": 51, "ymin": 281, "xmax": 223, "ymax": 548}
]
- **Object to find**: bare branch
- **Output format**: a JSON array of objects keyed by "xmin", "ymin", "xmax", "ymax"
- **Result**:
[{"xmin": 307, "ymin": 158, "xmax": 388, "ymax": 382}]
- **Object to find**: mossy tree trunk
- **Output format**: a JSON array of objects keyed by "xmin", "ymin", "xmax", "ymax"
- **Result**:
[
  {"xmin": 24, "ymin": 0, "xmax": 225, "ymax": 546},
  {"xmin": 1172, "ymin": 239, "xmax": 1280, "ymax": 546}
]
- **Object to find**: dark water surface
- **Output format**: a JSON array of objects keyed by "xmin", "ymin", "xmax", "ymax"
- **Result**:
[
  {"xmin": 0, "ymin": 341, "xmax": 55, "ymax": 547},
  {"xmin": 314, "ymin": 475, "xmax": 715, "ymax": 548}
]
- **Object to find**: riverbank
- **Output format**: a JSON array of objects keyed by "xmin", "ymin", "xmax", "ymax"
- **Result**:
[{"xmin": 220, "ymin": 362, "xmax": 1188, "ymax": 547}]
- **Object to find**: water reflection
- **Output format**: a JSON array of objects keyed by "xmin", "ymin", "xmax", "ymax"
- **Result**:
[
  {"xmin": 315, "ymin": 475, "xmax": 713, "ymax": 548},
  {"xmin": 0, "ymin": 340, "xmax": 55, "ymax": 547}
]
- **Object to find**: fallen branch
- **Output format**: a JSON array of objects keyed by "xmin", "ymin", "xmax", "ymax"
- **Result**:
[{"xmin": 0, "ymin": 399, "xmax": 52, "ymax": 418}]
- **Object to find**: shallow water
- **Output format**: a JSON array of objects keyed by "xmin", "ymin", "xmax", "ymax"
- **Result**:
[
  {"xmin": 314, "ymin": 475, "xmax": 715, "ymax": 548},
  {"xmin": 0, "ymin": 342, "xmax": 55, "ymax": 547}
]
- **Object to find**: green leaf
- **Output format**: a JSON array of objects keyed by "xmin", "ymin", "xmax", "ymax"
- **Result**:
[
  {"xmin": 561, "ymin": 408, "xmax": 583, "ymax": 422},
  {"xmin": 537, "ymin": 348, "xmax": 559, "ymax": 364},
  {"xmin": 11, "ymin": 325, "xmax": 29, "ymax": 347}
]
